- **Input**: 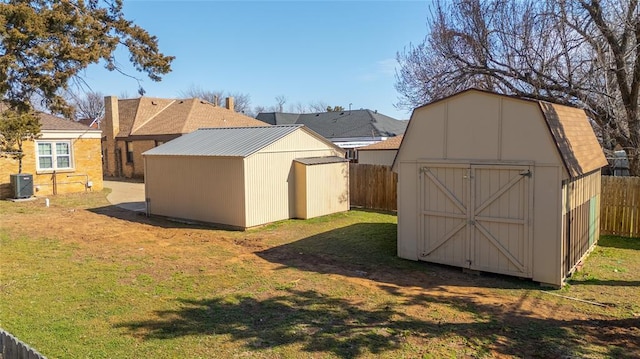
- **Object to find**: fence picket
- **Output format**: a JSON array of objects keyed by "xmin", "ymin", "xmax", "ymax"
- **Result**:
[
  {"xmin": 349, "ymin": 164, "xmax": 398, "ymax": 211},
  {"xmin": 601, "ymin": 176, "xmax": 640, "ymax": 238},
  {"xmin": 0, "ymin": 329, "xmax": 47, "ymax": 359},
  {"xmin": 349, "ymin": 167, "xmax": 639, "ymax": 238}
]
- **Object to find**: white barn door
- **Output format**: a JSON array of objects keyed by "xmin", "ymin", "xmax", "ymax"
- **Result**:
[{"xmin": 418, "ymin": 163, "xmax": 532, "ymax": 278}]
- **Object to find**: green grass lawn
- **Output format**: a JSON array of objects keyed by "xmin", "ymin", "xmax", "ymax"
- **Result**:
[{"xmin": 0, "ymin": 192, "xmax": 639, "ymax": 358}]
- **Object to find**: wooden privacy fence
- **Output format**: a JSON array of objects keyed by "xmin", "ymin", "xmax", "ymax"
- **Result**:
[
  {"xmin": 600, "ymin": 176, "xmax": 640, "ymax": 238},
  {"xmin": 349, "ymin": 164, "xmax": 397, "ymax": 211},
  {"xmin": 349, "ymin": 166, "xmax": 640, "ymax": 238},
  {"xmin": 0, "ymin": 329, "xmax": 47, "ymax": 359}
]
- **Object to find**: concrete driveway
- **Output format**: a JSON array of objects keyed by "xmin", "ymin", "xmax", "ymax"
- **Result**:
[{"xmin": 103, "ymin": 179, "xmax": 146, "ymax": 212}]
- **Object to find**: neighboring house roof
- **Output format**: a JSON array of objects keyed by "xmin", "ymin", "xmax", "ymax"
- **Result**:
[
  {"xmin": 144, "ymin": 125, "xmax": 342, "ymax": 158},
  {"xmin": 357, "ymin": 135, "xmax": 403, "ymax": 151},
  {"xmin": 39, "ymin": 112, "xmax": 95, "ymax": 131},
  {"xmin": 115, "ymin": 97, "xmax": 268, "ymax": 138},
  {"xmin": 0, "ymin": 102, "xmax": 96, "ymax": 132},
  {"xmin": 77, "ymin": 118, "xmax": 100, "ymax": 129},
  {"xmin": 256, "ymin": 109, "xmax": 407, "ymax": 139}
]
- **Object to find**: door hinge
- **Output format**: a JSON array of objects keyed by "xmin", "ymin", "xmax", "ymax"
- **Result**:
[{"xmin": 520, "ymin": 170, "xmax": 532, "ymax": 177}]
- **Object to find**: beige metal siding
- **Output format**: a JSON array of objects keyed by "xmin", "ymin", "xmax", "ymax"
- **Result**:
[
  {"xmin": 358, "ymin": 150, "xmax": 397, "ymax": 166},
  {"xmin": 259, "ymin": 129, "xmax": 343, "ymax": 154},
  {"xmin": 145, "ymin": 156, "xmax": 246, "ymax": 228},
  {"xmin": 244, "ymin": 149, "xmax": 342, "ymax": 228},
  {"xmin": 296, "ymin": 162, "xmax": 349, "ymax": 219}
]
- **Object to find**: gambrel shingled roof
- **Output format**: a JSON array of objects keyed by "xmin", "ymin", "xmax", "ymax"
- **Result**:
[
  {"xmin": 404, "ymin": 89, "xmax": 608, "ymax": 177},
  {"xmin": 538, "ymin": 101, "xmax": 608, "ymax": 177}
]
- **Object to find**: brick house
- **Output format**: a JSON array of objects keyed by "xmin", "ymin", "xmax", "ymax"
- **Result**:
[
  {"xmin": 0, "ymin": 109, "xmax": 103, "ymax": 199},
  {"xmin": 102, "ymin": 96, "xmax": 269, "ymax": 178}
]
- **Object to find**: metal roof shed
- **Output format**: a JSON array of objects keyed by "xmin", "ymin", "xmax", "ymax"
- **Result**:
[
  {"xmin": 392, "ymin": 89, "xmax": 608, "ymax": 287},
  {"xmin": 293, "ymin": 157, "xmax": 350, "ymax": 219},
  {"xmin": 143, "ymin": 125, "xmax": 348, "ymax": 229}
]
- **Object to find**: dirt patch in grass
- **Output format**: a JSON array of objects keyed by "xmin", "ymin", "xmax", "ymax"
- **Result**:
[{"xmin": 1, "ymin": 192, "xmax": 639, "ymax": 358}]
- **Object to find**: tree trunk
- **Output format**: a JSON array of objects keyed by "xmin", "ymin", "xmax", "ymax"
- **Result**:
[{"xmin": 627, "ymin": 147, "xmax": 640, "ymax": 177}]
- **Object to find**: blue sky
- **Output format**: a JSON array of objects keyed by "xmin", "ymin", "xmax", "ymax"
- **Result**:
[{"xmin": 81, "ymin": 1, "xmax": 430, "ymax": 120}]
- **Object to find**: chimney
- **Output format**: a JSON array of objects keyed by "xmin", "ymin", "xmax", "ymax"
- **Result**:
[
  {"xmin": 104, "ymin": 96, "xmax": 119, "ymax": 139},
  {"xmin": 225, "ymin": 97, "xmax": 234, "ymax": 112},
  {"xmin": 103, "ymin": 95, "xmax": 119, "ymax": 176}
]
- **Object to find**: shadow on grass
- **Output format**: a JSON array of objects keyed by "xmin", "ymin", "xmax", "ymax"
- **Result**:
[
  {"xmin": 256, "ymin": 222, "xmax": 537, "ymax": 291},
  {"xmin": 87, "ymin": 205, "xmax": 221, "ymax": 230},
  {"xmin": 567, "ymin": 279, "xmax": 640, "ymax": 287},
  {"xmin": 115, "ymin": 222, "xmax": 640, "ymax": 357},
  {"xmin": 598, "ymin": 235, "xmax": 640, "ymax": 250},
  {"xmin": 116, "ymin": 288, "xmax": 640, "ymax": 358}
]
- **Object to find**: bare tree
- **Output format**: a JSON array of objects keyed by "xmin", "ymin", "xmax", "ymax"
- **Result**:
[
  {"xmin": 294, "ymin": 102, "xmax": 308, "ymax": 113},
  {"xmin": 253, "ymin": 105, "xmax": 267, "ymax": 116},
  {"xmin": 308, "ymin": 101, "xmax": 329, "ymax": 112},
  {"xmin": 67, "ymin": 91, "xmax": 105, "ymax": 122},
  {"xmin": 180, "ymin": 85, "xmax": 223, "ymax": 105},
  {"xmin": 227, "ymin": 92, "xmax": 252, "ymax": 114},
  {"xmin": 395, "ymin": 0, "xmax": 640, "ymax": 175},
  {"xmin": 180, "ymin": 85, "xmax": 251, "ymax": 113},
  {"xmin": 275, "ymin": 95, "xmax": 287, "ymax": 112}
]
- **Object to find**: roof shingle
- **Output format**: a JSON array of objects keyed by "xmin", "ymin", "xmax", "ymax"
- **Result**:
[
  {"xmin": 256, "ymin": 110, "xmax": 407, "ymax": 139},
  {"xmin": 538, "ymin": 102, "xmax": 608, "ymax": 177},
  {"xmin": 357, "ymin": 135, "xmax": 403, "ymax": 151},
  {"xmin": 115, "ymin": 97, "xmax": 268, "ymax": 138}
]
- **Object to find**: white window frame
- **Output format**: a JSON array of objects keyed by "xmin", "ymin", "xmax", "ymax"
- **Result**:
[{"xmin": 36, "ymin": 140, "xmax": 74, "ymax": 171}]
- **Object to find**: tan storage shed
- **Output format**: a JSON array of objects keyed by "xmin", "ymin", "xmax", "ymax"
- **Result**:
[
  {"xmin": 143, "ymin": 125, "xmax": 349, "ymax": 229},
  {"xmin": 293, "ymin": 157, "xmax": 349, "ymax": 219},
  {"xmin": 393, "ymin": 89, "xmax": 608, "ymax": 287}
]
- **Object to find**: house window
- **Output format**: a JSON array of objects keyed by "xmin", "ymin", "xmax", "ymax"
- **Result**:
[
  {"xmin": 345, "ymin": 148, "xmax": 358, "ymax": 162},
  {"xmin": 126, "ymin": 141, "xmax": 134, "ymax": 163},
  {"xmin": 36, "ymin": 141, "xmax": 73, "ymax": 171}
]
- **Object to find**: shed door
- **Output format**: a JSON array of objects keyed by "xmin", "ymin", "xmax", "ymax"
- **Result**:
[{"xmin": 418, "ymin": 164, "xmax": 532, "ymax": 278}]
